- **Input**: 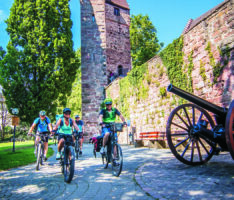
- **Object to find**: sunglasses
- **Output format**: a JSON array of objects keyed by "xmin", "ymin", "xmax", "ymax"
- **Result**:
[{"xmin": 64, "ymin": 112, "xmax": 71, "ymax": 115}]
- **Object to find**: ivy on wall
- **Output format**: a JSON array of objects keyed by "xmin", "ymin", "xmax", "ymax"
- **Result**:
[
  {"xmin": 205, "ymin": 42, "xmax": 230, "ymax": 84},
  {"xmin": 159, "ymin": 36, "xmax": 193, "ymax": 92}
]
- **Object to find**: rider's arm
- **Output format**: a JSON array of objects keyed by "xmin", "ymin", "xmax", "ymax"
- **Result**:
[
  {"xmin": 99, "ymin": 114, "xmax": 103, "ymax": 124},
  {"xmin": 53, "ymin": 118, "xmax": 62, "ymax": 131},
  {"xmin": 28, "ymin": 123, "xmax": 36, "ymax": 134},
  {"xmin": 72, "ymin": 119, "xmax": 79, "ymax": 131},
  {"xmin": 48, "ymin": 123, "xmax": 53, "ymax": 132}
]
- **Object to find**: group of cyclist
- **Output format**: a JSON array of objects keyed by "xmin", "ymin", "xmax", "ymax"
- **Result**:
[{"xmin": 27, "ymin": 97, "xmax": 126, "ymax": 162}]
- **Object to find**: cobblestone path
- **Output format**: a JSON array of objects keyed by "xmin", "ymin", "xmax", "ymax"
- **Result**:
[{"xmin": 0, "ymin": 144, "xmax": 233, "ymax": 200}]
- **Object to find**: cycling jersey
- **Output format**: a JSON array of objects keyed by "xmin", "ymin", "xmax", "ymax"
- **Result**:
[
  {"xmin": 99, "ymin": 108, "xmax": 121, "ymax": 123},
  {"xmin": 75, "ymin": 120, "xmax": 84, "ymax": 132},
  {"xmin": 59, "ymin": 118, "xmax": 73, "ymax": 135},
  {"xmin": 33, "ymin": 117, "xmax": 51, "ymax": 132}
]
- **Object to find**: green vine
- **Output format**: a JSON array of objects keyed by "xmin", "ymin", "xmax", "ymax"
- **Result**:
[
  {"xmin": 205, "ymin": 42, "xmax": 230, "ymax": 84},
  {"xmin": 159, "ymin": 87, "xmax": 166, "ymax": 98},
  {"xmin": 159, "ymin": 36, "xmax": 191, "ymax": 91},
  {"xmin": 199, "ymin": 60, "xmax": 207, "ymax": 81}
]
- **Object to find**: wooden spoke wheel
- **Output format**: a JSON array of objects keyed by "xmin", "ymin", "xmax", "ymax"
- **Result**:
[
  {"xmin": 166, "ymin": 104, "xmax": 216, "ymax": 165},
  {"xmin": 225, "ymin": 100, "xmax": 234, "ymax": 160}
]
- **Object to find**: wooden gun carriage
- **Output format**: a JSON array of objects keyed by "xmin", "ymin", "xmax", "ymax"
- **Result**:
[{"xmin": 166, "ymin": 84, "xmax": 234, "ymax": 165}]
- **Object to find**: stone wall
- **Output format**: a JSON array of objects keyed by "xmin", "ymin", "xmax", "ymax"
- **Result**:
[
  {"xmin": 80, "ymin": 0, "xmax": 131, "ymax": 139},
  {"xmin": 106, "ymin": 0, "xmax": 234, "ymax": 143},
  {"xmin": 81, "ymin": 0, "xmax": 107, "ymax": 137},
  {"xmin": 105, "ymin": 3, "xmax": 131, "ymax": 76}
]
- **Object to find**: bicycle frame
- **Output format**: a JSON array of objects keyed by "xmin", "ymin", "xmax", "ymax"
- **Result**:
[{"xmin": 59, "ymin": 134, "xmax": 75, "ymax": 183}]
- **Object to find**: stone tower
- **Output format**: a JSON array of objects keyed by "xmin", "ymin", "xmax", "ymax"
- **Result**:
[{"xmin": 80, "ymin": 0, "xmax": 131, "ymax": 138}]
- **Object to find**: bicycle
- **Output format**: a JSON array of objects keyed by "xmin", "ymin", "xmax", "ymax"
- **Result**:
[
  {"xmin": 58, "ymin": 134, "xmax": 75, "ymax": 183},
  {"xmin": 101, "ymin": 122, "xmax": 124, "ymax": 177},
  {"xmin": 73, "ymin": 131, "xmax": 81, "ymax": 159},
  {"xmin": 31, "ymin": 132, "xmax": 50, "ymax": 171}
]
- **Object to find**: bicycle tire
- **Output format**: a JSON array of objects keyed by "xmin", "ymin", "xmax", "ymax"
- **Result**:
[
  {"xmin": 112, "ymin": 144, "xmax": 123, "ymax": 177},
  {"xmin": 40, "ymin": 144, "xmax": 44, "ymax": 165},
  {"xmin": 61, "ymin": 149, "xmax": 64, "ymax": 174},
  {"xmin": 75, "ymin": 140, "xmax": 79, "ymax": 160},
  {"xmin": 64, "ymin": 146, "xmax": 75, "ymax": 183},
  {"xmin": 36, "ymin": 143, "xmax": 41, "ymax": 170}
]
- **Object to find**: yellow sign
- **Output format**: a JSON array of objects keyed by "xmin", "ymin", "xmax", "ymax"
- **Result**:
[{"xmin": 12, "ymin": 116, "xmax": 20, "ymax": 126}]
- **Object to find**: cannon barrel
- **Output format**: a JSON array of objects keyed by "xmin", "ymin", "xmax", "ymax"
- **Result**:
[{"xmin": 167, "ymin": 84, "xmax": 227, "ymax": 117}]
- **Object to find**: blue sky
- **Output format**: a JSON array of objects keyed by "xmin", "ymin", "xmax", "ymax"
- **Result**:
[{"xmin": 0, "ymin": 0, "xmax": 224, "ymax": 51}]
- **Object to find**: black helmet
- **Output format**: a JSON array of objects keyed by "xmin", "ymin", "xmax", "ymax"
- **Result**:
[{"xmin": 63, "ymin": 108, "xmax": 71, "ymax": 114}]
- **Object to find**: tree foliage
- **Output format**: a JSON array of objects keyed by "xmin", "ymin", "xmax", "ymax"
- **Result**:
[
  {"xmin": 0, "ymin": 0, "xmax": 79, "ymax": 124},
  {"xmin": 65, "ymin": 48, "xmax": 82, "ymax": 118},
  {"xmin": 130, "ymin": 14, "xmax": 163, "ymax": 67}
]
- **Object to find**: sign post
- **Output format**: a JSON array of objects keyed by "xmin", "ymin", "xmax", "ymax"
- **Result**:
[{"xmin": 12, "ymin": 108, "xmax": 19, "ymax": 152}]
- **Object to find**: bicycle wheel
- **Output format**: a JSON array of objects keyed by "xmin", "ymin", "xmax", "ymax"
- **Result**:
[
  {"xmin": 40, "ymin": 144, "xmax": 44, "ymax": 165},
  {"xmin": 93, "ymin": 148, "xmax": 96, "ymax": 158},
  {"xmin": 36, "ymin": 143, "xmax": 41, "ymax": 170},
  {"xmin": 64, "ymin": 146, "xmax": 75, "ymax": 183},
  {"xmin": 75, "ymin": 140, "xmax": 79, "ymax": 160},
  {"xmin": 112, "ymin": 144, "xmax": 123, "ymax": 177},
  {"xmin": 60, "ymin": 150, "xmax": 64, "ymax": 174}
]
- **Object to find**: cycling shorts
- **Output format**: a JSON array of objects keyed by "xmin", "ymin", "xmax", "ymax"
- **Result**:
[
  {"xmin": 101, "ymin": 127, "xmax": 117, "ymax": 140},
  {"xmin": 37, "ymin": 131, "xmax": 49, "ymax": 143},
  {"xmin": 58, "ymin": 134, "xmax": 73, "ymax": 142},
  {"xmin": 74, "ymin": 132, "xmax": 83, "ymax": 139}
]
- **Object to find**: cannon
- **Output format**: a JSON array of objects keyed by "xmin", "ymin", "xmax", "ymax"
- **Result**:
[{"xmin": 166, "ymin": 84, "xmax": 234, "ymax": 165}]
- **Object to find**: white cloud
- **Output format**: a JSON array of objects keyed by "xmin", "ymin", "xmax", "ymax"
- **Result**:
[{"xmin": 0, "ymin": 10, "xmax": 7, "ymax": 24}]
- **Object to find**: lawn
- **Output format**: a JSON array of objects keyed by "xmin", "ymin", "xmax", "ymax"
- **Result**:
[{"xmin": 0, "ymin": 141, "xmax": 54, "ymax": 171}]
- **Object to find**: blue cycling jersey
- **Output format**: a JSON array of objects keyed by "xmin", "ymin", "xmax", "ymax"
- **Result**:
[{"xmin": 33, "ymin": 117, "xmax": 51, "ymax": 132}]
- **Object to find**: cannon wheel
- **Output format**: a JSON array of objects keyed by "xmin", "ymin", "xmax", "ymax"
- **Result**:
[
  {"xmin": 166, "ymin": 104, "xmax": 216, "ymax": 165},
  {"xmin": 225, "ymin": 100, "xmax": 234, "ymax": 160}
]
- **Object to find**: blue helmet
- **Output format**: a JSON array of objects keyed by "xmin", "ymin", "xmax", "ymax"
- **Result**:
[
  {"xmin": 75, "ymin": 115, "xmax": 80, "ymax": 118},
  {"xmin": 39, "ymin": 110, "xmax": 46, "ymax": 116},
  {"xmin": 63, "ymin": 108, "xmax": 71, "ymax": 114}
]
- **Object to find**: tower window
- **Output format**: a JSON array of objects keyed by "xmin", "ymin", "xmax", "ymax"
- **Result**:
[
  {"xmin": 114, "ymin": 8, "xmax": 120, "ymax": 16},
  {"xmin": 118, "ymin": 65, "xmax": 123, "ymax": 76}
]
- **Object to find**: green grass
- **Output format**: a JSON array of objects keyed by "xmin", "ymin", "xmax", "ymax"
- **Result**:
[{"xmin": 0, "ymin": 141, "xmax": 54, "ymax": 171}]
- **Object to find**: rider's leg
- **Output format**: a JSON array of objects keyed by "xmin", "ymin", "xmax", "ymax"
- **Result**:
[
  {"xmin": 80, "ymin": 137, "xmax": 84, "ymax": 151},
  {"xmin": 56, "ymin": 138, "xmax": 64, "ymax": 159},
  {"xmin": 102, "ymin": 132, "xmax": 110, "ymax": 147},
  {"xmin": 58, "ymin": 138, "xmax": 64, "ymax": 152},
  {"xmin": 44, "ymin": 142, "xmax": 48, "ymax": 156}
]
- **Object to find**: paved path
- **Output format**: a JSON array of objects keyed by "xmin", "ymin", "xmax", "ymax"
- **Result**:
[{"xmin": 0, "ymin": 144, "xmax": 233, "ymax": 200}]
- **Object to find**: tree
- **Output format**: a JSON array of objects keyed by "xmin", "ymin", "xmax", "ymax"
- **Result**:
[
  {"xmin": 0, "ymin": 92, "xmax": 12, "ymax": 140},
  {"xmin": 0, "ymin": 0, "xmax": 79, "ymax": 124},
  {"xmin": 130, "ymin": 14, "xmax": 163, "ymax": 67},
  {"xmin": 65, "ymin": 48, "xmax": 81, "ymax": 117}
]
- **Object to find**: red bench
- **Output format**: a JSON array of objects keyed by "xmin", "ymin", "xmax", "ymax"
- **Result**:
[{"xmin": 135, "ymin": 131, "xmax": 167, "ymax": 148}]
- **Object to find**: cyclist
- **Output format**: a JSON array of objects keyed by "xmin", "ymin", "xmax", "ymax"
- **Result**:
[
  {"xmin": 99, "ymin": 98, "xmax": 126, "ymax": 154},
  {"xmin": 74, "ymin": 115, "xmax": 85, "ymax": 155},
  {"xmin": 28, "ymin": 110, "xmax": 53, "ymax": 161},
  {"xmin": 52, "ymin": 108, "xmax": 80, "ymax": 160}
]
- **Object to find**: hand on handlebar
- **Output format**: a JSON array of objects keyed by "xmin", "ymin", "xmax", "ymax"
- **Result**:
[{"xmin": 123, "ymin": 122, "xmax": 127, "ymax": 127}]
